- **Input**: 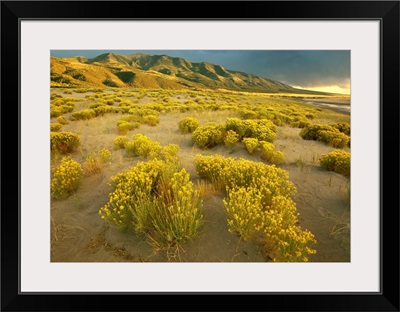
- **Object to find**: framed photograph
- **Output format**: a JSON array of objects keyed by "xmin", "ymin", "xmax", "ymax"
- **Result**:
[{"xmin": 2, "ymin": 1, "xmax": 399, "ymax": 311}]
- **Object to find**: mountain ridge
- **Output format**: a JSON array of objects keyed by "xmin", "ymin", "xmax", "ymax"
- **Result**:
[{"xmin": 50, "ymin": 52, "xmax": 331, "ymax": 95}]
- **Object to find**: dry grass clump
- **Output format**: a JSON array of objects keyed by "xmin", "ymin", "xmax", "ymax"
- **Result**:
[{"xmin": 84, "ymin": 148, "xmax": 112, "ymax": 175}]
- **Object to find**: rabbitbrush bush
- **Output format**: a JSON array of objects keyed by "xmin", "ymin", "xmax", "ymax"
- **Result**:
[
  {"xmin": 56, "ymin": 116, "xmax": 68, "ymax": 125},
  {"xmin": 224, "ymin": 118, "xmax": 277, "ymax": 143},
  {"xmin": 178, "ymin": 117, "xmax": 200, "ymax": 134},
  {"xmin": 223, "ymin": 130, "xmax": 240, "ymax": 149},
  {"xmin": 143, "ymin": 115, "xmax": 160, "ymax": 126},
  {"xmin": 71, "ymin": 109, "xmax": 96, "ymax": 120},
  {"xmin": 98, "ymin": 159, "xmax": 204, "ymax": 249},
  {"xmin": 50, "ymin": 132, "xmax": 81, "ymax": 154},
  {"xmin": 243, "ymin": 138, "xmax": 260, "ymax": 154},
  {"xmin": 192, "ymin": 122, "xmax": 224, "ymax": 148},
  {"xmin": 51, "ymin": 157, "xmax": 83, "ymax": 200},
  {"xmin": 300, "ymin": 123, "xmax": 350, "ymax": 148},
  {"xmin": 194, "ymin": 155, "xmax": 316, "ymax": 262},
  {"xmin": 259, "ymin": 141, "xmax": 285, "ymax": 165},
  {"xmin": 116, "ymin": 120, "xmax": 140, "ymax": 135},
  {"xmin": 316, "ymin": 130, "xmax": 350, "ymax": 148},
  {"xmin": 319, "ymin": 150, "xmax": 350, "ymax": 177},
  {"xmin": 113, "ymin": 136, "xmax": 129, "ymax": 149},
  {"xmin": 50, "ymin": 123, "xmax": 63, "ymax": 132},
  {"xmin": 125, "ymin": 134, "xmax": 162, "ymax": 159}
]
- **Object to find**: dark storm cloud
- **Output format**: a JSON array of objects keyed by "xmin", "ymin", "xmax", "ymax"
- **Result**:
[{"xmin": 51, "ymin": 50, "xmax": 350, "ymax": 89}]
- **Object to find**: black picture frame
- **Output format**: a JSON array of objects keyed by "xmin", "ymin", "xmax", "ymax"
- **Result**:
[{"xmin": 2, "ymin": 1, "xmax": 399, "ymax": 311}]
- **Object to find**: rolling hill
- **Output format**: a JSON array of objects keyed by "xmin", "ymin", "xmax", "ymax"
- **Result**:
[{"xmin": 50, "ymin": 52, "xmax": 329, "ymax": 94}]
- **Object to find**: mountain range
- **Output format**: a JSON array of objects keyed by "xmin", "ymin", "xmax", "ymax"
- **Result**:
[{"xmin": 50, "ymin": 52, "xmax": 328, "ymax": 94}]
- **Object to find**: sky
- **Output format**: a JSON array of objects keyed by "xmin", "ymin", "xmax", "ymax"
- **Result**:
[{"xmin": 51, "ymin": 50, "xmax": 350, "ymax": 94}]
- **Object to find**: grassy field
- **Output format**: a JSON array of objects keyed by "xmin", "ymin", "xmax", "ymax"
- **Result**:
[{"xmin": 50, "ymin": 87, "xmax": 350, "ymax": 262}]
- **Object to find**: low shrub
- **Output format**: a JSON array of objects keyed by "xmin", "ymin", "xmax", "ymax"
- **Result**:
[
  {"xmin": 51, "ymin": 157, "xmax": 83, "ymax": 200},
  {"xmin": 242, "ymin": 138, "xmax": 260, "ymax": 154},
  {"xmin": 160, "ymin": 144, "xmax": 180, "ymax": 163},
  {"xmin": 224, "ymin": 130, "xmax": 240, "ymax": 149},
  {"xmin": 317, "ymin": 130, "xmax": 350, "ymax": 148},
  {"xmin": 56, "ymin": 116, "xmax": 68, "ymax": 125},
  {"xmin": 300, "ymin": 123, "xmax": 350, "ymax": 148},
  {"xmin": 71, "ymin": 109, "xmax": 96, "ymax": 121},
  {"xmin": 224, "ymin": 118, "xmax": 277, "ymax": 143},
  {"xmin": 50, "ymin": 123, "xmax": 62, "ymax": 132},
  {"xmin": 117, "ymin": 120, "xmax": 140, "ymax": 135},
  {"xmin": 259, "ymin": 141, "xmax": 285, "ymax": 165},
  {"xmin": 299, "ymin": 124, "xmax": 336, "ymax": 140},
  {"xmin": 50, "ymin": 105, "xmax": 63, "ymax": 118},
  {"xmin": 319, "ymin": 150, "xmax": 350, "ymax": 177},
  {"xmin": 330, "ymin": 122, "xmax": 350, "ymax": 135},
  {"xmin": 125, "ymin": 134, "xmax": 162, "ymax": 159},
  {"xmin": 178, "ymin": 117, "xmax": 200, "ymax": 134},
  {"xmin": 113, "ymin": 136, "xmax": 129, "ymax": 149},
  {"xmin": 143, "ymin": 114, "xmax": 160, "ymax": 126},
  {"xmin": 50, "ymin": 132, "xmax": 80, "ymax": 154},
  {"xmin": 194, "ymin": 154, "xmax": 316, "ymax": 261},
  {"xmin": 99, "ymin": 160, "xmax": 203, "ymax": 250},
  {"xmin": 94, "ymin": 105, "xmax": 113, "ymax": 116},
  {"xmin": 192, "ymin": 122, "xmax": 224, "ymax": 148}
]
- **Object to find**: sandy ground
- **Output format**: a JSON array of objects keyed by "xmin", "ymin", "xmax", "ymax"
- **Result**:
[{"xmin": 51, "ymin": 105, "xmax": 350, "ymax": 263}]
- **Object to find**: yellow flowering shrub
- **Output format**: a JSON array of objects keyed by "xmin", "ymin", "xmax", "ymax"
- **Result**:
[
  {"xmin": 117, "ymin": 120, "xmax": 140, "ymax": 135},
  {"xmin": 242, "ymin": 138, "xmax": 259, "ymax": 154},
  {"xmin": 56, "ymin": 116, "xmax": 68, "ymax": 125},
  {"xmin": 113, "ymin": 136, "xmax": 129, "ymax": 149},
  {"xmin": 260, "ymin": 196, "xmax": 316, "ymax": 262},
  {"xmin": 224, "ymin": 188, "xmax": 317, "ymax": 261},
  {"xmin": 317, "ymin": 130, "xmax": 350, "ymax": 148},
  {"xmin": 259, "ymin": 141, "xmax": 285, "ymax": 165},
  {"xmin": 151, "ymin": 169, "xmax": 204, "ymax": 248},
  {"xmin": 178, "ymin": 117, "xmax": 200, "ymax": 134},
  {"xmin": 71, "ymin": 109, "xmax": 96, "ymax": 120},
  {"xmin": 94, "ymin": 105, "xmax": 113, "ymax": 116},
  {"xmin": 50, "ymin": 123, "xmax": 62, "ymax": 132},
  {"xmin": 125, "ymin": 134, "xmax": 162, "ymax": 159},
  {"xmin": 223, "ymin": 187, "xmax": 264, "ymax": 240},
  {"xmin": 224, "ymin": 118, "xmax": 277, "ymax": 142},
  {"xmin": 194, "ymin": 155, "xmax": 295, "ymax": 198},
  {"xmin": 192, "ymin": 122, "xmax": 224, "ymax": 148},
  {"xmin": 319, "ymin": 150, "xmax": 350, "ymax": 177},
  {"xmin": 99, "ymin": 160, "xmax": 203, "ymax": 249},
  {"xmin": 300, "ymin": 123, "xmax": 350, "ymax": 148},
  {"xmin": 143, "ymin": 114, "xmax": 160, "ymax": 126},
  {"xmin": 51, "ymin": 157, "xmax": 83, "ymax": 200},
  {"xmin": 330, "ymin": 122, "xmax": 351, "ymax": 135},
  {"xmin": 195, "ymin": 154, "xmax": 315, "ymax": 261},
  {"xmin": 160, "ymin": 144, "xmax": 180, "ymax": 163},
  {"xmin": 224, "ymin": 130, "xmax": 240, "ymax": 149},
  {"xmin": 50, "ymin": 105, "xmax": 63, "ymax": 118},
  {"xmin": 50, "ymin": 131, "xmax": 81, "ymax": 154}
]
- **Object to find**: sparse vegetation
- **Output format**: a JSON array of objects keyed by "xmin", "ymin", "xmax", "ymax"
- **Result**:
[{"xmin": 50, "ymin": 85, "xmax": 350, "ymax": 263}]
